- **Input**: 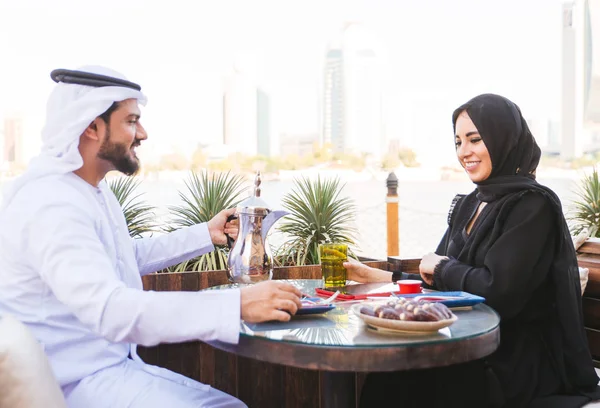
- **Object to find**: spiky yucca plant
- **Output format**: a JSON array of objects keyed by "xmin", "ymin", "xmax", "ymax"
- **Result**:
[
  {"xmin": 108, "ymin": 176, "xmax": 156, "ymax": 238},
  {"xmin": 275, "ymin": 176, "xmax": 357, "ymax": 266},
  {"xmin": 166, "ymin": 171, "xmax": 246, "ymax": 272},
  {"xmin": 569, "ymin": 167, "xmax": 600, "ymax": 238}
]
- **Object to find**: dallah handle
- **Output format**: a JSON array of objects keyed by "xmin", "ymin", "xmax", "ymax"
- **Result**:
[{"xmin": 226, "ymin": 214, "xmax": 238, "ymax": 249}]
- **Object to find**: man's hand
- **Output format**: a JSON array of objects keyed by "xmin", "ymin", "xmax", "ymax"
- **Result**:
[
  {"xmin": 207, "ymin": 208, "xmax": 239, "ymax": 246},
  {"xmin": 419, "ymin": 252, "xmax": 448, "ymax": 286},
  {"xmin": 343, "ymin": 257, "xmax": 392, "ymax": 283},
  {"xmin": 240, "ymin": 281, "xmax": 302, "ymax": 323}
]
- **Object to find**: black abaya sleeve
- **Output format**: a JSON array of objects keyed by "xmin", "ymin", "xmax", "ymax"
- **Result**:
[
  {"xmin": 433, "ymin": 192, "xmax": 556, "ymax": 319},
  {"xmin": 435, "ymin": 227, "xmax": 450, "ymax": 256}
]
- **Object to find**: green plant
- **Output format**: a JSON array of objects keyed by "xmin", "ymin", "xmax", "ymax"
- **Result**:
[
  {"xmin": 568, "ymin": 167, "xmax": 600, "ymax": 238},
  {"xmin": 275, "ymin": 176, "xmax": 357, "ymax": 266},
  {"xmin": 108, "ymin": 176, "xmax": 156, "ymax": 238},
  {"xmin": 166, "ymin": 171, "xmax": 247, "ymax": 272}
]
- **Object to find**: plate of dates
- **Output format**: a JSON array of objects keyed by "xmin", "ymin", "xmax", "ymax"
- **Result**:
[{"xmin": 352, "ymin": 297, "xmax": 457, "ymax": 334}]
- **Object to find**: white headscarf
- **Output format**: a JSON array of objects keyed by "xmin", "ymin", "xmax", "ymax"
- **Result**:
[{"xmin": 1, "ymin": 65, "xmax": 147, "ymax": 210}]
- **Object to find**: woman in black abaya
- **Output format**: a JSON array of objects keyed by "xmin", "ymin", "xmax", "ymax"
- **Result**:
[{"xmin": 347, "ymin": 94, "xmax": 600, "ymax": 407}]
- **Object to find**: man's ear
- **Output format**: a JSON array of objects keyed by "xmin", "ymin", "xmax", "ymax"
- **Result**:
[{"xmin": 82, "ymin": 119, "xmax": 102, "ymax": 141}]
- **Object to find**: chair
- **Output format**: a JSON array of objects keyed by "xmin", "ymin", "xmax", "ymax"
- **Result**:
[{"xmin": 0, "ymin": 314, "xmax": 67, "ymax": 408}]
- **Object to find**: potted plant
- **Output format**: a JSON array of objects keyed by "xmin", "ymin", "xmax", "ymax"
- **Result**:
[
  {"xmin": 568, "ymin": 167, "xmax": 600, "ymax": 239},
  {"xmin": 164, "ymin": 171, "xmax": 247, "ymax": 272},
  {"xmin": 274, "ymin": 176, "xmax": 357, "ymax": 266}
]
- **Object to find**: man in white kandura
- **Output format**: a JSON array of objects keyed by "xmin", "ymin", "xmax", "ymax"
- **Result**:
[{"xmin": 0, "ymin": 66, "xmax": 302, "ymax": 408}]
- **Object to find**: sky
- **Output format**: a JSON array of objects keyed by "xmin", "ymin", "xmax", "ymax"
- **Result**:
[{"xmin": 0, "ymin": 0, "xmax": 567, "ymax": 165}]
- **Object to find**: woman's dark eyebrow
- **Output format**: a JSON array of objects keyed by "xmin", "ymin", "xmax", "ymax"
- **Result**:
[{"xmin": 456, "ymin": 131, "xmax": 480, "ymax": 138}]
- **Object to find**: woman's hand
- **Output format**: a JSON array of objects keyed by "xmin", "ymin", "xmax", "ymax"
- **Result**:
[
  {"xmin": 419, "ymin": 253, "xmax": 448, "ymax": 286},
  {"xmin": 343, "ymin": 258, "xmax": 392, "ymax": 283}
]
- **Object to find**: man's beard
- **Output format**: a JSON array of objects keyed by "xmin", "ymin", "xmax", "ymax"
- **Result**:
[{"xmin": 97, "ymin": 128, "xmax": 140, "ymax": 176}]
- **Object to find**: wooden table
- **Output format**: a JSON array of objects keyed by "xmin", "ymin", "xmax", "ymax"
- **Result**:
[{"xmin": 206, "ymin": 279, "xmax": 501, "ymax": 408}]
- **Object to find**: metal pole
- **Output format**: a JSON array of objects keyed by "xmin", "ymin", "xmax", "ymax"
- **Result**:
[{"xmin": 386, "ymin": 172, "xmax": 399, "ymax": 257}]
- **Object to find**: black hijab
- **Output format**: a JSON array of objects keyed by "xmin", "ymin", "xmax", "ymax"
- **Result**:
[
  {"xmin": 452, "ymin": 93, "xmax": 599, "ymax": 394},
  {"xmin": 452, "ymin": 93, "xmax": 541, "ymax": 202}
]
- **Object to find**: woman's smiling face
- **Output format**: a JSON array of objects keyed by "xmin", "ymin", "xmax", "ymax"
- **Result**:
[{"xmin": 454, "ymin": 111, "xmax": 492, "ymax": 183}]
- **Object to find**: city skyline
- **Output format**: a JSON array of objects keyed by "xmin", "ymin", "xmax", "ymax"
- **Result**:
[{"xmin": 0, "ymin": 0, "xmax": 569, "ymax": 167}]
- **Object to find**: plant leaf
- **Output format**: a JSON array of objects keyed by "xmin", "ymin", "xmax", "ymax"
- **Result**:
[
  {"xmin": 108, "ymin": 176, "xmax": 157, "ymax": 238},
  {"xmin": 568, "ymin": 167, "xmax": 600, "ymax": 238},
  {"xmin": 164, "ymin": 171, "xmax": 247, "ymax": 272},
  {"xmin": 274, "ymin": 176, "xmax": 357, "ymax": 266}
]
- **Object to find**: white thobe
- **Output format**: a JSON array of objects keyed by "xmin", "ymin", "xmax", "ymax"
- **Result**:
[{"xmin": 0, "ymin": 173, "xmax": 245, "ymax": 408}]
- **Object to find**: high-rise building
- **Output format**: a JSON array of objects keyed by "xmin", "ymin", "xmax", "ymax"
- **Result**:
[
  {"xmin": 321, "ymin": 23, "xmax": 384, "ymax": 157},
  {"xmin": 222, "ymin": 67, "xmax": 273, "ymax": 157},
  {"xmin": 3, "ymin": 116, "xmax": 24, "ymax": 167},
  {"xmin": 0, "ymin": 119, "xmax": 4, "ymax": 169},
  {"xmin": 223, "ymin": 67, "xmax": 258, "ymax": 156},
  {"xmin": 322, "ymin": 48, "xmax": 344, "ymax": 153},
  {"xmin": 257, "ymin": 88, "xmax": 271, "ymax": 157},
  {"xmin": 561, "ymin": 0, "xmax": 600, "ymax": 159},
  {"xmin": 527, "ymin": 118, "xmax": 561, "ymax": 155}
]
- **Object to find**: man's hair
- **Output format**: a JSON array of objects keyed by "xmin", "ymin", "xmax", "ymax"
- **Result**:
[{"xmin": 98, "ymin": 102, "xmax": 120, "ymax": 124}]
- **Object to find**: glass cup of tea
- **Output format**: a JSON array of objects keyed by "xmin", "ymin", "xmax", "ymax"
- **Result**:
[{"xmin": 319, "ymin": 243, "xmax": 348, "ymax": 287}]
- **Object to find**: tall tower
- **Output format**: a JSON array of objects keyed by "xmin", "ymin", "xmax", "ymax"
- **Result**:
[
  {"xmin": 322, "ymin": 47, "xmax": 344, "ymax": 153},
  {"xmin": 223, "ymin": 66, "xmax": 258, "ymax": 156},
  {"xmin": 342, "ymin": 22, "xmax": 383, "ymax": 157},
  {"xmin": 257, "ymin": 88, "xmax": 271, "ymax": 157},
  {"xmin": 3, "ymin": 116, "xmax": 24, "ymax": 167},
  {"xmin": 561, "ymin": 0, "xmax": 600, "ymax": 159},
  {"xmin": 562, "ymin": 2, "xmax": 578, "ymax": 159},
  {"xmin": 582, "ymin": 0, "xmax": 600, "ymax": 149},
  {"xmin": 321, "ymin": 23, "xmax": 384, "ymax": 156},
  {"xmin": 0, "ymin": 118, "xmax": 4, "ymax": 169}
]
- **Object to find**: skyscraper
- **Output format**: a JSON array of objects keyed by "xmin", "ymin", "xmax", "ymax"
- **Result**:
[
  {"xmin": 3, "ymin": 116, "xmax": 24, "ymax": 167},
  {"xmin": 0, "ymin": 120, "xmax": 4, "ymax": 169},
  {"xmin": 322, "ymin": 48, "xmax": 344, "ymax": 153},
  {"xmin": 223, "ymin": 66, "xmax": 258, "ymax": 156},
  {"xmin": 222, "ymin": 65, "xmax": 273, "ymax": 157},
  {"xmin": 561, "ymin": 0, "xmax": 600, "ymax": 159},
  {"xmin": 321, "ymin": 23, "xmax": 384, "ymax": 157},
  {"xmin": 257, "ymin": 88, "xmax": 271, "ymax": 157}
]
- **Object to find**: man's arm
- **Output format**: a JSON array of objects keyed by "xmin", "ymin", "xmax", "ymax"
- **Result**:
[
  {"xmin": 29, "ymin": 203, "xmax": 240, "ymax": 346},
  {"xmin": 132, "ymin": 223, "xmax": 215, "ymax": 276},
  {"xmin": 132, "ymin": 208, "xmax": 237, "ymax": 275}
]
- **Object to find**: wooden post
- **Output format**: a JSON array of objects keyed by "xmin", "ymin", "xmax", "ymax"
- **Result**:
[{"xmin": 386, "ymin": 172, "xmax": 399, "ymax": 256}]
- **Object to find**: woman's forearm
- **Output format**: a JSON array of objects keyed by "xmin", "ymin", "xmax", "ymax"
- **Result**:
[{"xmin": 369, "ymin": 267, "xmax": 393, "ymax": 282}]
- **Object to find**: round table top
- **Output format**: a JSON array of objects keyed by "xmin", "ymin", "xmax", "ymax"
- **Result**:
[{"xmin": 205, "ymin": 279, "xmax": 501, "ymax": 372}]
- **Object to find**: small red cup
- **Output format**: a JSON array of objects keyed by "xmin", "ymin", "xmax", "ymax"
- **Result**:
[{"xmin": 397, "ymin": 279, "xmax": 422, "ymax": 294}]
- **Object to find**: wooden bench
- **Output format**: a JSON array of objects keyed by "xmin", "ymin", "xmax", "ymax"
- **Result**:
[{"xmin": 578, "ymin": 239, "xmax": 600, "ymax": 366}]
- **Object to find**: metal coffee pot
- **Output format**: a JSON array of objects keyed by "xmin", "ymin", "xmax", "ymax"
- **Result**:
[{"xmin": 226, "ymin": 172, "xmax": 288, "ymax": 284}]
